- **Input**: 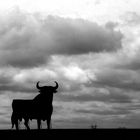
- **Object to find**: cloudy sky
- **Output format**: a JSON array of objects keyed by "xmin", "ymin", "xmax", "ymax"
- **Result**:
[{"xmin": 0, "ymin": 0, "xmax": 140, "ymax": 129}]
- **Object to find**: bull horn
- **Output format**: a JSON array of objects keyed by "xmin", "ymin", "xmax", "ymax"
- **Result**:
[
  {"xmin": 54, "ymin": 81, "xmax": 58, "ymax": 89},
  {"xmin": 36, "ymin": 81, "xmax": 42, "ymax": 89}
]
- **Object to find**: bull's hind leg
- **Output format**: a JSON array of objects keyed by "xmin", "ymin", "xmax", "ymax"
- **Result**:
[
  {"xmin": 24, "ymin": 118, "xmax": 30, "ymax": 130},
  {"xmin": 11, "ymin": 114, "xmax": 15, "ymax": 129},
  {"xmin": 11, "ymin": 113, "xmax": 19, "ymax": 130}
]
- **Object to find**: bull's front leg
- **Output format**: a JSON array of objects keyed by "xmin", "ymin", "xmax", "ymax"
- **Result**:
[
  {"xmin": 37, "ymin": 119, "xmax": 41, "ymax": 129},
  {"xmin": 47, "ymin": 116, "xmax": 51, "ymax": 129},
  {"xmin": 24, "ymin": 118, "xmax": 30, "ymax": 130},
  {"xmin": 15, "ymin": 120, "xmax": 19, "ymax": 130}
]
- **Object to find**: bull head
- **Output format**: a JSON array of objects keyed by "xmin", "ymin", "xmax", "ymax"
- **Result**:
[{"xmin": 36, "ymin": 81, "xmax": 58, "ymax": 93}]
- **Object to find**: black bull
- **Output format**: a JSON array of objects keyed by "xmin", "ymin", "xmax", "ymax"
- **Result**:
[{"xmin": 11, "ymin": 81, "xmax": 58, "ymax": 130}]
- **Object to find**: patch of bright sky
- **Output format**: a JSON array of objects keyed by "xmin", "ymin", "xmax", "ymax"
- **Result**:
[{"xmin": 0, "ymin": 0, "xmax": 140, "ymax": 24}]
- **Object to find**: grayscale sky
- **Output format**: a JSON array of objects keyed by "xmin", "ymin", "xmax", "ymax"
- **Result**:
[{"xmin": 0, "ymin": 0, "xmax": 140, "ymax": 129}]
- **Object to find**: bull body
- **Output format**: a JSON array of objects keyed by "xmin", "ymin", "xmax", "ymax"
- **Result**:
[{"xmin": 11, "ymin": 81, "xmax": 58, "ymax": 130}]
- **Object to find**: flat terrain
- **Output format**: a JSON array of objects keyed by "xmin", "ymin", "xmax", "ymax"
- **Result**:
[{"xmin": 0, "ymin": 129, "xmax": 139, "ymax": 139}]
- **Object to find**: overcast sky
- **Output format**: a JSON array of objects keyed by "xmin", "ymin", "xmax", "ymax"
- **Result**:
[{"xmin": 0, "ymin": 0, "xmax": 140, "ymax": 129}]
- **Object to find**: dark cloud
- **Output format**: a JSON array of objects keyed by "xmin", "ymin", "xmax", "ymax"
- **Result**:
[
  {"xmin": 0, "ymin": 84, "xmax": 36, "ymax": 93},
  {"xmin": 109, "ymin": 114, "xmax": 140, "ymax": 128},
  {"xmin": 95, "ymin": 78, "xmax": 140, "ymax": 91},
  {"xmin": 57, "ymin": 87, "xmax": 132, "ymax": 104},
  {"xmin": 0, "ymin": 74, "xmax": 13, "ymax": 84},
  {"xmin": 53, "ymin": 118, "xmax": 94, "ymax": 128},
  {"xmin": 76, "ymin": 108, "xmax": 131, "ymax": 116},
  {"xmin": 92, "ymin": 68, "xmax": 140, "ymax": 91},
  {"xmin": 113, "ymin": 102, "xmax": 140, "ymax": 113},
  {"xmin": 0, "ymin": 9, "xmax": 123, "ymax": 68},
  {"xmin": 115, "ymin": 55, "xmax": 140, "ymax": 71}
]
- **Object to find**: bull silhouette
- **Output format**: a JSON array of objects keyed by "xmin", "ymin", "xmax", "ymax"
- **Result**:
[{"xmin": 11, "ymin": 81, "xmax": 59, "ymax": 130}]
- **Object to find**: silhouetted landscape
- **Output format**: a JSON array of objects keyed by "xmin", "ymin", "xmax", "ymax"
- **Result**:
[{"xmin": 0, "ymin": 128, "xmax": 139, "ymax": 139}]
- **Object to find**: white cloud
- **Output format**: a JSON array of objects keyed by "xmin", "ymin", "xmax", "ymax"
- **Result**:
[
  {"xmin": 13, "ymin": 67, "xmax": 57, "ymax": 83},
  {"xmin": 59, "ymin": 65, "xmax": 91, "ymax": 83}
]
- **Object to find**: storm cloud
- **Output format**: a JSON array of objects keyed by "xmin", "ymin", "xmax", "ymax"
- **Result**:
[{"xmin": 0, "ymin": 9, "xmax": 123, "ymax": 68}]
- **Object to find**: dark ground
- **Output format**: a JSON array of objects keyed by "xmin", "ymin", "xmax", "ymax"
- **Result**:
[{"xmin": 0, "ymin": 129, "xmax": 139, "ymax": 139}]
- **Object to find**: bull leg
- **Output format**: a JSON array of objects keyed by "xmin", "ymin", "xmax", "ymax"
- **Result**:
[
  {"xmin": 37, "ymin": 119, "xmax": 41, "ymax": 129},
  {"xmin": 11, "ymin": 113, "xmax": 15, "ymax": 129},
  {"xmin": 15, "ymin": 120, "xmax": 19, "ymax": 130},
  {"xmin": 11, "ymin": 113, "xmax": 19, "ymax": 130},
  {"xmin": 24, "ymin": 118, "xmax": 30, "ymax": 130},
  {"xmin": 47, "ymin": 117, "xmax": 51, "ymax": 129}
]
